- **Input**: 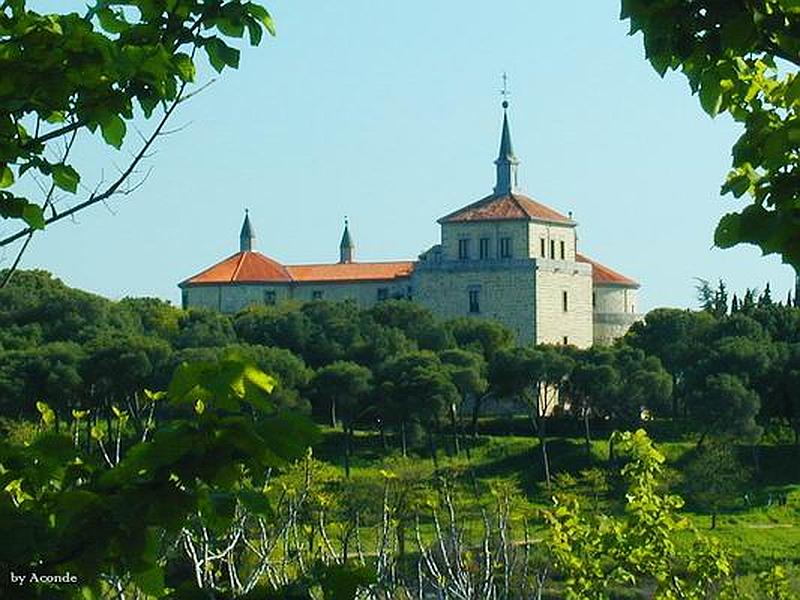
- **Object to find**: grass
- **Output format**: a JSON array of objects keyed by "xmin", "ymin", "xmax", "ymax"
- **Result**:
[{"xmin": 311, "ymin": 421, "xmax": 800, "ymax": 576}]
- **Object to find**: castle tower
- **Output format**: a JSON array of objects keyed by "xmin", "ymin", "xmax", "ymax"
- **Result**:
[
  {"xmin": 493, "ymin": 100, "xmax": 520, "ymax": 196},
  {"xmin": 240, "ymin": 210, "xmax": 255, "ymax": 252},
  {"xmin": 339, "ymin": 218, "xmax": 354, "ymax": 263}
]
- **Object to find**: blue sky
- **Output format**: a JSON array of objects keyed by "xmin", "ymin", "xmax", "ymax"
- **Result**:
[{"xmin": 6, "ymin": 1, "xmax": 796, "ymax": 310}]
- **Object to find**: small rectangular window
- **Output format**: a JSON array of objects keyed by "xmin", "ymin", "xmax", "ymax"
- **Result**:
[
  {"xmin": 458, "ymin": 238, "xmax": 470, "ymax": 260},
  {"xmin": 540, "ymin": 238, "xmax": 546, "ymax": 258},
  {"xmin": 563, "ymin": 336, "xmax": 569, "ymax": 345},
  {"xmin": 377, "ymin": 288, "xmax": 389, "ymax": 301},
  {"xmin": 560, "ymin": 240, "xmax": 565, "ymax": 260},
  {"xmin": 469, "ymin": 289, "xmax": 480, "ymax": 314},
  {"xmin": 479, "ymin": 237, "xmax": 490, "ymax": 259},
  {"xmin": 312, "ymin": 290, "xmax": 324, "ymax": 300},
  {"xmin": 562, "ymin": 290, "xmax": 569, "ymax": 312},
  {"xmin": 592, "ymin": 292, "xmax": 596, "ymax": 309},
  {"xmin": 499, "ymin": 237, "xmax": 512, "ymax": 258},
  {"xmin": 550, "ymin": 240, "xmax": 556, "ymax": 259},
  {"xmin": 264, "ymin": 290, "xmax": 276, "ymax": 305},
  {"xmin": 407, "ymin": 286, "xmax": 413, "ymax": 300}
]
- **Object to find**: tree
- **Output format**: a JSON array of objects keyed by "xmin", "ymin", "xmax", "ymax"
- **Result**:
[
  {"xmin": 568, "ymin": 347, "xmax": 620, "ymax": 457},
  {"xmin": 446, "ymin": 317, "xmax": 514, "ymax": 435},
  {"xmin": 490, "ymin": 345, "xmax": 574, "ymax": 489},
  {"xmin": 310, "ymin": 361, "xmax": 372, "ymax": 477},
  {"xmin": 378, "ymin": 351, "xmax": 458, "ymax": 463},
  {"xmin": 0, "ymin": 1, "xmax": 277, "ymax": 285},
  {"xmin": 622, "ymin": 1, "xmax": 800, "ymax": 268},
  {"xmin": 684, "ymin": 443, "xmax": 750, "ymax": 529},
  {"xmin": 174, "ymin": 308, "xmax": 236, "ymax": 349},
  {"xmin": 689, "ymin": 373, "xmax": 762, "ymax": 446},
  {"xmin": 438, "ymin": 348, "xmax": 488, "ymax": 455}
]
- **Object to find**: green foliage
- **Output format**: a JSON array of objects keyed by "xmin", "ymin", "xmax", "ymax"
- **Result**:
[
  {"xmin": 0, "ymin": 0, "xmax": 276, "ymax": 235},
  {"xmin": 622, "ymin": 1, "xmax": 800, "ymax": 267},
  {"xmin": 544, "ymin": 429, "xmax": 735, "ymax": 599},
  {"xmin": 0, "ymin": 357, "xmax": 316, "ymax": 597}
]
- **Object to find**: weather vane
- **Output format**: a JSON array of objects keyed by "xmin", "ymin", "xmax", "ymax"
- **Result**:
[{"xmin": 500, "ymin": 72, "xmax": 511, "ymax": 109}]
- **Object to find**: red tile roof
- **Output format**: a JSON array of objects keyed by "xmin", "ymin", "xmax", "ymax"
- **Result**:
[
  {"xmin": 439, "ymin": 193, "xmax": 574, "ymax": 225},
  {"xmin": 287, "ymin": 261, "xmax": 414, "ymax": 283},
  {"xmin": 576, "ymin": 253, "xmax": 639, "ymax": 288},
  {"xmin": 181, "ymin": 253, "xmax": 414, "ymax": 286},
  {"xmin": 181, "ymin": 252, "xmax": 292, "ymax": 286}
]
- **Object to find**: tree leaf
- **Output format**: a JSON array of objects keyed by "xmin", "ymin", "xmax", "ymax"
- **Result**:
[
  {"xmin": 51, "ymin": 163, "xmax": 80, "ymax": 193},
  {"xmin": 0, "ymin": 165, "xmax": 14, "ymax": 188},
  {"xmin": 100, "ymin": 115, "xmax": 126, "ymax": 149},
  {"xmin": 173, "ymin": 53, "xmax": 196, "ymax": 83},
  {"xmin": 22, "ymin": 203, "xmax": 45, "ymax": 230}
]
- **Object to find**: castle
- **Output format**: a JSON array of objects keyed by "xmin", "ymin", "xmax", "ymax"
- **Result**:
[{"xmin": 179, "ymin": 103, "xmax": 640, "ymax": 346}]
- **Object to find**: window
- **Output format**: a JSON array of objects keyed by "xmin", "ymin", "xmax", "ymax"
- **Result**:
[
  {"xmin": 540, "ymin": 238, "xmax": 546, "ymax": 258},
  {"xmin": 458, "ymin": 238, "xmax": 470, "ymax": 260},
  {"xmin": 264, "ymin": 290, "xmax": 276, "ymax": 305},
  {"xmin": 312, "ymin": 290, "xmax": 324, "ymax": 300},
  {"xmin": 407, "ymin": 286, "xmax": 413, "ymax": 300},
  {"xmin": 560, "ymin": 240, "xmax": 565, "ymax": 260},
  {"xmin": 499, "ymin": 237, "xmax": 512, "ymax": 258},
  {"xmin": 479, "ymin": 237, "xmax": 490, "ymax": 259},
  {"xmin": 468, "ymin": 289, "xmax": 481, "ymax": 314},
  {"xmin": 377, "ymin": 288, "xmax": 389, "ymax": 301},
  {"xmin": 562, "ymin": 290, "xmax": 569, "ymax": 312},
  {"xmin": 592, "ymin": 292, "xmax": 596, "ymax": 309},
  {"xmin": 563, "ymin": 336, "xmax": 569, "ymax": 345},
  {"xmin": 550, "ymin": 240, "xmax": 556, "ymax": 259}
]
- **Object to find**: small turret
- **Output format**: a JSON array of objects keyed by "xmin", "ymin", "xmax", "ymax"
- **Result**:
[
  {"xmin": 339, "ymin": 218, "xmax": 354, "ymax": 263},
  {"xmin": 493, "ymin": 101, "xmax": 520, "ymax": 196},
  {"xmin": 240, "ymin": 210, "xmax": 255, "ymax": 252}
]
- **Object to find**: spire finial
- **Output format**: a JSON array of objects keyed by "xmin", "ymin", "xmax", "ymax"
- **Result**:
[
  {"xmin": 494, "ymin": 74, "xmax": 519, "ymax": 196},
  {"xmin": 339, "ymin": 216, "xmax": 354, "ymax": 263},
  {"xmin": 239, "ymin": 210, "xmax": 256, "ymax": 252}
]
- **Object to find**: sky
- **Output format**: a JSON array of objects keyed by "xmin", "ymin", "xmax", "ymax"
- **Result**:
[{"xmin": 5, "ymin": 0, "xmax": 797, "ymax": 310}]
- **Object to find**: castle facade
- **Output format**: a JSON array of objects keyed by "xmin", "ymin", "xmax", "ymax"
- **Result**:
[{"xmin": 179, "ymin": 105, "xmax": 640, "ymax": 346}]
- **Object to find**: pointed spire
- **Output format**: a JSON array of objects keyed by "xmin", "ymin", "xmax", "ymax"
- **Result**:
[
  {"xmin": 493, "ymin": 87, "xmax": 520, "ymax": 196},
  {"xmin": 339, "ymin": 217, "xmax": 354, "ymax": 263},
  {"xmin": 240, "ymin": 209, "xmax": 255, "ymax": 252}
]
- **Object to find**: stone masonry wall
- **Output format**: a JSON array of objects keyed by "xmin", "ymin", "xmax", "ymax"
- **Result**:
[
  {"xmin": 413, "ymin": 260, "xmax": 537, "ymax": 344},
  {"xmin": 440, "ymin": 221, "xmax": 529, "ymax": 261},
  {"xmin": 535, "ymin": 260, "xmax": 593, "ymax": 348},
  {"xmin": 528, "ymin": 223, "xmax": 576, "ymax": 262}
]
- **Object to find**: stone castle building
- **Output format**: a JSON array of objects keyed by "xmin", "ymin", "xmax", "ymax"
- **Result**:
[{"xmin": 180, "ymin": 104, "xmax": 640, "ymax": 346}]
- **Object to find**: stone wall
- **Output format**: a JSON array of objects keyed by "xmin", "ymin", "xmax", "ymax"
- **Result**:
[
  {"xmin": 291, "ymin": 280, "xmax": 410, "ymax": 307},
  {"xmin": 528, "ymin": 222, "xmax": 576, "ymax": 261},
  {"xmin": 592, "ymin": 284, "xmax": 641, "ymax": 344},
  {"xmin": 534, "ymin": 259, "xmax": 593, "ymax": 348},
  {"xmin": 440, "ymin": 221, "xmax": 529, "ymax": 260},
  {"xmin": 413, "ymin": 259, "xmax": 537, "ymax": 344}
]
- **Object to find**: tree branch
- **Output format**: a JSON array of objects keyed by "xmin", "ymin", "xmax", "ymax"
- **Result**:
[{"xmin": 0, "ymin": 79, "xmax": 189, "ymax": 250}]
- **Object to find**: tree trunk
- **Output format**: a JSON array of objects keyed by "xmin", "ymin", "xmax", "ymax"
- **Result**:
[
  {"xmin": 450, "ymin": 403, "xmax": 460, "ymax": 456},
  {"xmin": 379, "ymin": 420, "xmax": 388, "ymax": 452},
  {"xmin": 608, "ymin": 434, "xmax": 615, "ymax": 463},
  {"xmin": 471, "ymin": 394, "xmax": 485, "ymax": 439},
  {"xmin": 428, "ymin": 426, "xmax": 439, "ymax": 469},
  {"xmin": 752, "ymin": 444, "xmax": 761, "ymax": 475},
  {"xmin": 330, "ymin": 398, "xmax": 337, "ymax": 428},
  {"xmin": 397, "ymin": 521, "xmax": 406, "ymax": 560},
  {"xmin": 344, "ymin": 424, "xmax": 352, "ymax": 478},
  {"xmin": 400, "ymin": 420, "xmax": 407, "ymax": 458},
  {"xmin": 539, "ymin": 423, "xmax": 551, "ymax": 490},
  {"xmin": 711, "ymin": 512, "xmax": 717, "ymax": 530},
  {"xmin": 583, "ymin": 408, "xmax": 592, "ymax": 459}
]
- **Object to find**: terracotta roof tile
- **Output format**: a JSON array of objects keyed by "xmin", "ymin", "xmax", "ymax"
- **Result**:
[
  {"xmin": 439, "ymin": 193, "xmax": 574, "ymax": 225},
  {"xmin": 181, "ymin": 252, "xmax": 292, "ymax": 286},
  {"xmin": 287, "ymin": 261, "xmax": 414, "ymax": 283},
  {"xmin": 181, "ymin": 253, "xmax": 414, "ymax": 286},
  {"xmin": 576, "ymin": 253, "xmax": 639, "ymax": 288}
]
